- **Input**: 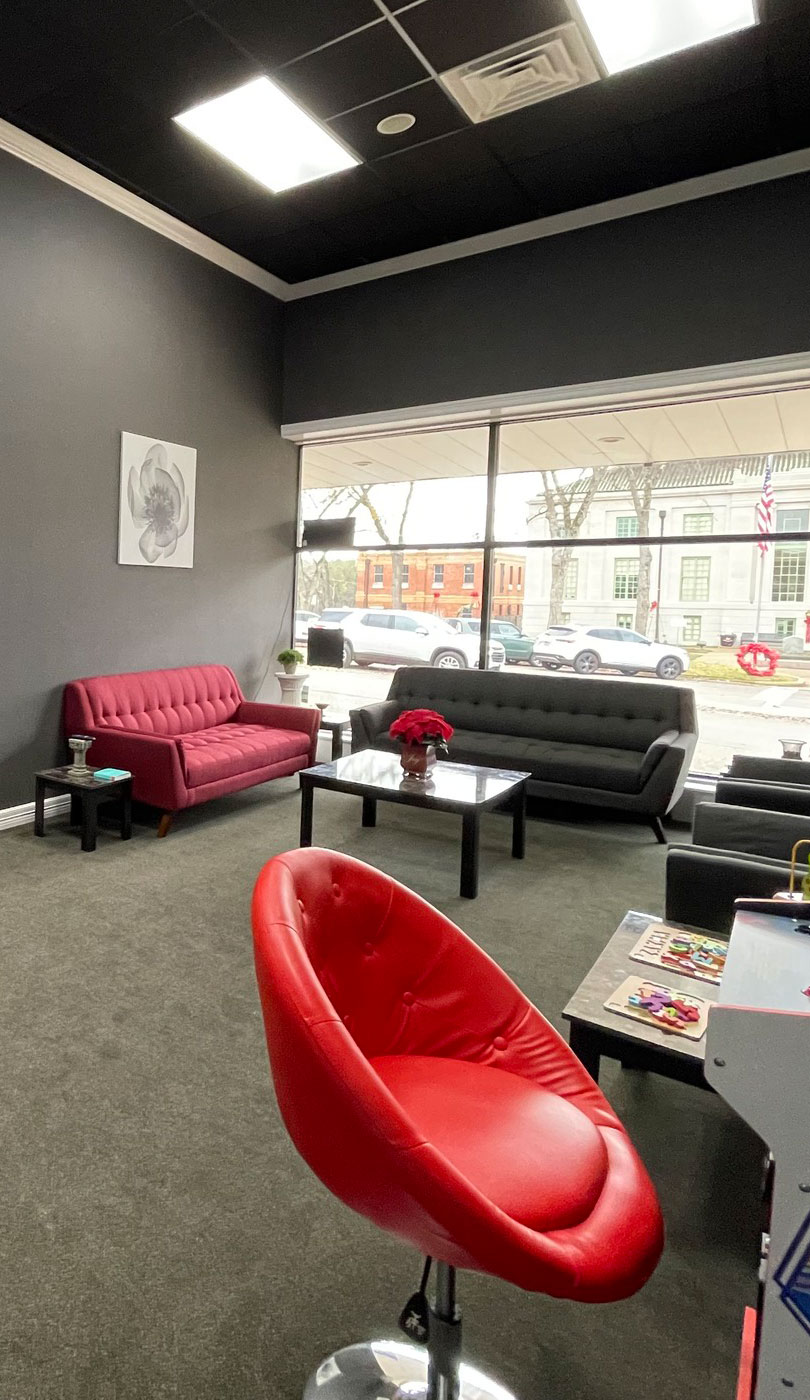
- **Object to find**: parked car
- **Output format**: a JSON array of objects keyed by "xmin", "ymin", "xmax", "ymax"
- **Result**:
[
  {"xmin": 531, "ymin": 625, "xmax": 689, "ymax": 680},
  {"xmin": 340, "ymin": 609, "xmax": 505, "ymax": 670},
  {"xmin": 294, "ymin": 609, "xmax": 320, "ymax": 644},
  {"xmin": 447, "ymin": 616, "xmax": 535, "ymax": 664},
  {"xmin": 317, "ymin": 607, "xmax": 356, "ymax": 625}
]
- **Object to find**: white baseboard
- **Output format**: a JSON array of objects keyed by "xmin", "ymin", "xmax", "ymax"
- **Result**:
[{"xmin": 0, "ymin": 793, "xmax": 71, "ymax": 832}]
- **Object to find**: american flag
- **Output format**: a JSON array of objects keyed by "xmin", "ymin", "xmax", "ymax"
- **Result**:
[{"xmin": 756, "ymin": 458, "xmax": 775, "ymax": 554}]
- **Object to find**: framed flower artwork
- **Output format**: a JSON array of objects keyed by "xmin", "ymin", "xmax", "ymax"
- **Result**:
[{"xmin": 118, "ymin": 432, "xmax": 196, "ymax": 568}]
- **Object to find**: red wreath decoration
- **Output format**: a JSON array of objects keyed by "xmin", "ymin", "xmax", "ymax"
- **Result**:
[{"xmin": 736, "ymin": 642, "xmax": 780, "ymax": 678}]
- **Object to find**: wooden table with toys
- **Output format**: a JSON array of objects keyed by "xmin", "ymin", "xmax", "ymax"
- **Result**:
[{"xmin": 563, "ymin": 910, "xmax": 727, "ymax": 1088}]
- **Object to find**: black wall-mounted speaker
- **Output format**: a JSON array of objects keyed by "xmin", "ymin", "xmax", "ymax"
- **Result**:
[
  {"xmin": 307, "ymin": 626, "xmax": 345, "ymax": 668},
  {"xmin": 301, "ymin": 517, "xmax": 356, "ymax": 549}
]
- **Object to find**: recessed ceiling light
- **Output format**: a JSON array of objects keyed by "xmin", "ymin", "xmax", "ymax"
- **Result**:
[
  {"xmin": 576, "ymin": 0, "xmax": 757, "ymax": 76},
  {"xmin": 376, "ymin": 113, "xmax": 416, "ymax": 136},
  {"xmin": 174, "ymin": 77, "xmax": 358, "ymax": 193}
]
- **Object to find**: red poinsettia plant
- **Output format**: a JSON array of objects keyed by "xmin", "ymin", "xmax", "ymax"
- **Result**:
[{"xmin": 389, "ymin": 707, "xmax": 454, "ymax": 755}]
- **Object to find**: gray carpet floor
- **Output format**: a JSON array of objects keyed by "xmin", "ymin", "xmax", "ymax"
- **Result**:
[{"xmin": 1, "ymin": 782, "xmax": 760, "ymax": 1400}]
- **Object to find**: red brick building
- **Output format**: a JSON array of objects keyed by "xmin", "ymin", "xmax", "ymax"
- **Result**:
[{"xmin": 355, "ymin": 550, "xmax": 525, "ymax": 620}]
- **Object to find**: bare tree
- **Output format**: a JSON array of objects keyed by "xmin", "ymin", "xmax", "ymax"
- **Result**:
[
  {"xmin": 530, "ymin": 468, "xmax": 607, "ymax": 625},
  {"xmin": 340, "ymin": 481, "xmax": 416, "ymax": 606},
  {"xmin": 621, "ymin": 461, "xmax": 666, "ymax": 633},
  {"xmin": 301, "ymin": 479, "xmax": 418, "ymax": 608}
]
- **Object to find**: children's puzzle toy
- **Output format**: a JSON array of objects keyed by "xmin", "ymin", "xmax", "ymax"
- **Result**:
[{"xmin": 629, "ymin": 922, "xmax": 727, "ymax": 985}]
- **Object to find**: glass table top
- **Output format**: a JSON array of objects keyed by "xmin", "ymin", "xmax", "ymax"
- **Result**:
[{"xmin": 303, "ymin": 748, "xmax": 529, "ymax": 806}]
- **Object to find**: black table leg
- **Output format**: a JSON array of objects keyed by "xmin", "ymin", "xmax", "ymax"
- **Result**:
[
  {"xmin": 511, "ymin": 781, "xmax": 526, "ymax": 860},
  {"xmin": 120, "ymin": 786, "xmax": 132, "ymax": 841},
  {"xmin": 331, "ymin": 727, "xmax": 344, "ymax": 761},
  {"xmin": 299, "ymin": 781, "xmax": 314, "ymax": 847},
  {"xmin": 70, "ymin": 794, "xmax": 82, "ymax": 826},
  {"xmin": 81, "ymin": 795, "xmax": 98, "ymax": 853},
  {"xmin": 34, "ymin": 777, "xmax": 46, "ymax": 837},
  {"xmin": 569, "ymin": 1021, "xmax": 601, "ymax": 1083},
  {"xmin": 362, "ymin": 796, "xmax": 377, "ymax": 828},
  {"xmin": 460, "ymin": 810, "xmax": 480, "ymax": 899}
]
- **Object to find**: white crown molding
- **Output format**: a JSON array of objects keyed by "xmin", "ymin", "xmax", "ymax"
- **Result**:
[
  {"xmin": 285, "ymin": 144, "xmax": 810, "ymax": 300},
  {"xmin": 0, "ymin": 793, "xmax": 70, "ymax": 832},
  {"xmin": 3, "ymin": 115, "xmax": 810, "ymax": 309},
  {"xmin": 282, "ymin": 351, "xmax": 810, "ymax": 441},
  {"xmin": 0, "ymin": 118, "xmax": 289, "ymax": 301}
]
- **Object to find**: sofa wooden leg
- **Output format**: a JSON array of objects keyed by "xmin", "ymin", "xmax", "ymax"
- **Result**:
[
  {"xmin": 649, "ymin": 816, "xmax": 667, "ymax": 845},
  {"xmin": 157, "ymin": 812, "xmax": 174, "ymax": 839}
]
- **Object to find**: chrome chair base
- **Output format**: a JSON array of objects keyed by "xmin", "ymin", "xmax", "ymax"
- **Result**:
[{"xmin": 304, "ymin": 1339, "xmax": 516, "ymax": 1400}]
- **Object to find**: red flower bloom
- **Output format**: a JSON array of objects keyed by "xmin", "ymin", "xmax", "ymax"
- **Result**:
[{"xmin": 389, "ymin": 708, "xmax": 454, "ymax": 747}]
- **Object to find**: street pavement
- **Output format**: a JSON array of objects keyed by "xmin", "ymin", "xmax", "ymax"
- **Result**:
[{"xmin": 302, "ymin": 661, "xmax": 810, "ymax": 776}]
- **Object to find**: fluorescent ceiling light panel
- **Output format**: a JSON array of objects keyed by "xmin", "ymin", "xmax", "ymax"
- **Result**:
[
  {"xmin": 576, "ymin": 0, "xmax": 757, "ymax": 75},
  {"xmin": 174, "ymin": 77, "xmax": 358, "ymax": 193}
]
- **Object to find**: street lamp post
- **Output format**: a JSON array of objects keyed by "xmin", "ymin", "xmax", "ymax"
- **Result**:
[{"xmin": 654, "ymin": 510, "xmax": 666, "ymax": 642}]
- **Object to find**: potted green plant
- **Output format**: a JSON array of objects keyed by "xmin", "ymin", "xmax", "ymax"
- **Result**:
[{"xmin": 278, "ymin": 648, "xmax": 304, "ymax": 676}]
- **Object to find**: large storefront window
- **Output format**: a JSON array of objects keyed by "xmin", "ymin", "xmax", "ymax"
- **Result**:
[{"xmin": 296, "ymin": 385, "xmax": 810, "ymax": 776}]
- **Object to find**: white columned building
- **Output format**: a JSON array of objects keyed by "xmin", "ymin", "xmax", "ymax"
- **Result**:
[{"xmin": 522, "ymin": 454, "xmax": 810, "ymax": 648}]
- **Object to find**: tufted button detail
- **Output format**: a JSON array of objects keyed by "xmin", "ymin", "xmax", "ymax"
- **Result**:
[
  {"xmin": 298, "ymin": 899, "xmax": 305, "ymax": 911},
  {"xmin": 402, "ymin": 992, "xmax": 414, "ymax": 1007},
  {"xmin": 493, "ymin": 1036, "xmax": 507, "ymax": 1051},
  {"xmin": 332, "ymin": 883, "xmax": 341, "ymax": 897},
  {"xmin": 343, "ymin": 1013, "xmax": 351, "ymax": 1026},
  {"xmin": 363, "ymin": 942, "xmax": 374, "ymax": 956}
]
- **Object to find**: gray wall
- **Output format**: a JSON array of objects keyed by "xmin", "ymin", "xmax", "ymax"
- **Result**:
[
  {"xmin": 283, "ymin": 172, "xmax": 810, "ymax": 424},
  {"xmin": 0, "ymin": 150, "xmax": 298, "ymax": 807}
]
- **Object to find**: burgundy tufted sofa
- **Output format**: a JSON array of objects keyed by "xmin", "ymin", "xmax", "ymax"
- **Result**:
[{"xmin": 63, "ymin": 664, "xmax": 319, "ymax": 833}]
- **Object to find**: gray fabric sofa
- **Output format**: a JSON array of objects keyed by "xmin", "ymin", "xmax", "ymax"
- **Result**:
[{"xmin": 351, "ymin": 667, "xmax": 697, "ymax": 841}]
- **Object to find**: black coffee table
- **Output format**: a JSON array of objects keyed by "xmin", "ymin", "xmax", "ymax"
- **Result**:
[
  {"xmin": 562, "ymin": 910, "xmax": 722, "ymax": 1089},
  {"xmin": 299, "ymin": 749, "xmax": 529, "ymax": 899},
  {"xmin": 35, "ymin": 766, "xmax": 132, "ymax": 853}
]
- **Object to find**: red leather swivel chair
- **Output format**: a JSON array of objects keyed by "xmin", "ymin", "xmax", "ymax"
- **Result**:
[{"xmin": 252, "ymin": 849, "xmax": 664, "ymax": 1400}]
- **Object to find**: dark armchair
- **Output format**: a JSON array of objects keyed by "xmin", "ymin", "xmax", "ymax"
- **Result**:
[
  {"xmin": 665, "ymin": 800, "xmax": 810, "ymax": 933},
  {"xmin": 715, "ymin": 753, "xmax": 810, "ymax": 818}
]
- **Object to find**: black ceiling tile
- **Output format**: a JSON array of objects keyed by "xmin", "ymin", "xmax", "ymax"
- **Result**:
[
  {"xmin": 240, "ymin": 226, "xmax": 360, "ymax": 281},
  {"xmin": 628, "ymin": 89, "xmax": 777, "ymax": 188},
  {"xmin": 193, "ymin": 194, "xmax": 311, "ymax": 254},
  {"xmin": 275, "ymin": 22, "xmax": 428, "ymax": 120},
  {"xmin": 318, "ymin": 198, "xmax": 434, "ymax": 260},
  {"xmin": 477, "ymin": 82, "xmax": 620, "ymax": 162},
  {"xmin": 275, "ymin": 164, "xmax": 398, "ymax": 222},
  {"xmin": 409, "ymin": 168, "xmax": 535, "ymax": 240},
  {"xmin": 371, "ymin": 127, "xmax": 501, "ymax": 196},
  {"xmin": 84, "ymin": 120, "xmax": 261, "ymax": 214},
  {"xmin": 602, "ymin": 25, "xmax": 767, "ymax": 124},
  {"xmin": 506, "ymin": 131, "xmax": 645, "ymax": 218},
  {"xmin": 194, "ymin": 0, "xmax": 381, "ymax": 70},
  {"xmin": 0, "ymin": 6, "xmax": 96, "ymax": 110},
  {"xmin": 396, "ymin": 0, "xmax": 570, "ymax": 72},
  {"xmin": 326, "ymin": 80, "xmax": 468, "ymax": 161},
  {"xmin": 762, "ymin": 0, "xmax": 810, "ymax": 17},
  {"xmin": 107, "ymin": 14, "xmax": 259, "ymax": 120},
  {"xmin": 13, "ymin": 74, "xmax": 154, "ymax": 154},
  {"xmin": 68, "ymin": 0, "xmax": 193, "ymax": 65}
]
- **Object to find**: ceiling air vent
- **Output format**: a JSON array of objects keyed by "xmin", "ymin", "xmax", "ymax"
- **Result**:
[{"xmin": 439, "ymin": 23, "xmax": 600, "ymax": 123}]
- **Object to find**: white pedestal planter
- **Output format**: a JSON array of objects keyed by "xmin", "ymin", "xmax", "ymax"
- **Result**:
[{"xmin": 276, "ymin": 671, "xmax": 309, "ymax": 706}]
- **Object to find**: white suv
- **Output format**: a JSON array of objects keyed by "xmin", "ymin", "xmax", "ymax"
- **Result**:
[
  {"xmin": 531, "ymin": 625, "xmax": 689, "ymax": 679},
  {"xmin": 340, "ymin": 609, "xmax": 505, "ymax": 670}
]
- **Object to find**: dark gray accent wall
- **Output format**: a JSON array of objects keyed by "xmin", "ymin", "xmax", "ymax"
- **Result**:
[
  {"xmin": 283, "ymin": 172, "xmax": 810, "ymax": 424},
  {"xmin": 0, "ymin": 150, "xmax": 297, "ymax": 808}
]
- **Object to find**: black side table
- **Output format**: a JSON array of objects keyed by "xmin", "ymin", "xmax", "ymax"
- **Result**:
[
  {"xmin": 34, "ymin": 766, "xmax": 132, "ymax": 852},
  {"xmin": 320, "ymin": 713, "xmax": 351, "ymax": 761}
]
